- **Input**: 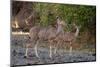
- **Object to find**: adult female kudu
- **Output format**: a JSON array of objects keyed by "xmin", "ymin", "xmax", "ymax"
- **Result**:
[{"xmin": 24, "ymin": 17, "xmax": 66, "ymax": 58}]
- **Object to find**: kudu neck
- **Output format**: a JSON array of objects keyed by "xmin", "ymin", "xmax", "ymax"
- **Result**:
[
  {"xmin": 56, "ymin": 23, "xmax": 64, "ymax": 34},
  {"xmin": 74, "ymin": 25, "xmax": 79, "ymax": 37}
]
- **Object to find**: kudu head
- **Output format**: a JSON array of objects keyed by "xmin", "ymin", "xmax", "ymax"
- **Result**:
[
  {"xmin": 72, "ymin": 23, "xmax": 81, "ymax": 37},
  {"xmin": 56, "ymin": 17, "xmax": 66, "ymax": 34},
  {"xmin": 73, "ymin": 23, "xmax": 81, "ymax": 29},
  {"xmin": 56, "ymin": 17, "xmax": 66, "ymax": 27}
]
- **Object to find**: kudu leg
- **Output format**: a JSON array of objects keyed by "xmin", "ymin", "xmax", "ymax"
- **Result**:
[
  {"xmin": 49, "ymin": 45, "xmax": 52, "ymax": 58},
  {"xmin": 25, "ymin": 48, "xmax": 28, "ymax": 57},
  {"xmin": 24, "ymin": 44, "xmax": 30, "ymax": 58},
  {"xmin": 49, "ymin": 40, "xmax": 53, "ymax": 58},
  {"xmin": 54, "ymin": 46, "xmax": 57, "ymax": 55},
  {"xmin": 34, "ymin": 41, "xmax": 40, "ymax": 58},
  {"xmin": 54, "ymin": 41, "xmax": 59, "ymax": 55},
  {"xmin": 55, "ymin": 41, "xmax": 62, "ymax": 55},
  {"xmin": 69, "ymin": 42, "xmax": 72, "ymax": 56}
]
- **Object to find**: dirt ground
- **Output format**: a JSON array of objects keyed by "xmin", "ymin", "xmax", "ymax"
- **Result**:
[{"xmin": 11, "ymin": 33, "xmax": 96, "ymax": 66}]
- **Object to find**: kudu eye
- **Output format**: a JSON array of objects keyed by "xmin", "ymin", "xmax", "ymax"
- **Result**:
[{"xmin": 56, "ymin": 16, "xmax": 59, "ymax": 19}]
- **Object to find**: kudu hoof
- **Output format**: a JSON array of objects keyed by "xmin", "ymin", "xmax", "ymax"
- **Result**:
[
  {"xmin": 23, "ymin": 56, "xmax": 28, "ymax": 58},
  {"xmin": 36, "ymin": 56, "xmax": 40, "ymax": 59},
  {"xmin": 49, "ymin": 56, "xmax": 53, "ymax": 59}
]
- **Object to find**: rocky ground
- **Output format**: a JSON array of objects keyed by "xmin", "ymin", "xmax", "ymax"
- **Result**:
[{"xmin": 11, "ymin": 34, "xmax": 96, "ymax": 66}]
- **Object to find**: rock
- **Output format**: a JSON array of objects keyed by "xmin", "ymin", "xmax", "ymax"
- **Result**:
[{"xmin": 12, "ymin": 50, "xmax": 17, "ymax": 56}]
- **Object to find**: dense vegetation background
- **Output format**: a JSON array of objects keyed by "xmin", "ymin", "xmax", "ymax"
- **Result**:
[{"xmin": 12, "ymin": 1, "xmax": 96, "ymax": 51}]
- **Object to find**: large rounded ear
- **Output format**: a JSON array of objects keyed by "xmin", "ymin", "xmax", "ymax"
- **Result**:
[
  {"xmin": 72, "ymin": 23, "xmax": 81, "ymax": 29},
  {"xmin": 61, "ymin": 21, "xmax": 66, "ymax": 26}
]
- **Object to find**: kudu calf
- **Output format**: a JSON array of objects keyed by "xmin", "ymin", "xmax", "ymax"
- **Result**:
[{"xmin": 54, "ymin": 24, "xmax": 81, "ymax": 55}]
